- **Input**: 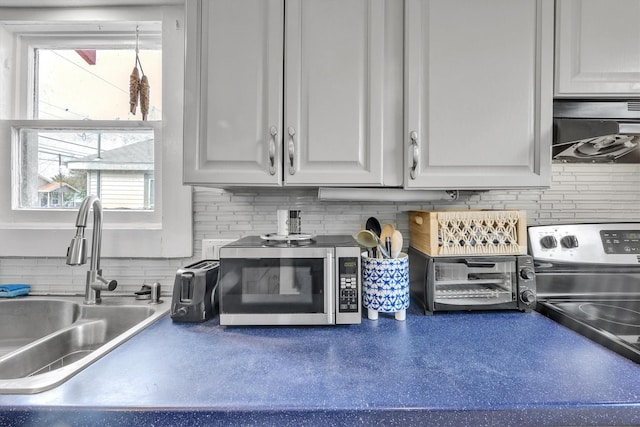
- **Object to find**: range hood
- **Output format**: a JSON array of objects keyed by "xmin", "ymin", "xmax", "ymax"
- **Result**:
[
  {"xmin": 317, "ymin": 188, "xmax": 458, "ymax": 202},
  {"xmin": 553, "ymin": 100, "xmax": 640, "ymax": 163}
]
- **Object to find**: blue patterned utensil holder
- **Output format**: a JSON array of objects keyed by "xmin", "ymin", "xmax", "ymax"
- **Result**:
[{"xmin": 362, "ymin": 252, "xmax": 409, "ymax": 321}]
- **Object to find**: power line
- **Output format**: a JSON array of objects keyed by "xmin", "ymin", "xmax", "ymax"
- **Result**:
[
  {"xmin": 39, "ymin": 134, "xmax": 96, "ymax": 153},
  {"xmin": 39, "ymin": 100, "xmax": 87, "ymax": 120},
  {"xmin": 50, "ymin": 50, "xmax": 127, "ymax": 95},
  {"xmin": 39, "ymin": 145, "xmax": 91, "ymax": 159}
]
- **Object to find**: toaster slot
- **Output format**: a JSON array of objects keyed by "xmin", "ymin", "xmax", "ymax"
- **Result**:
[{"xmin": 180, "ymin": 272, "xmax": 194, "ymax": 302}]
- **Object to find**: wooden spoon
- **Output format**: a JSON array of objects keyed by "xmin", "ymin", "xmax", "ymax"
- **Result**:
[
  {"xmin": 380, "ymin": 224, "xmax": 395, "ymax": 243},
  {"xmin": 390, "ymin": 230, "xmax": 403, "ymax": 258},
  {"xmin": 380, "ymin": 224, "xmax": 395, "ymax": 257}
]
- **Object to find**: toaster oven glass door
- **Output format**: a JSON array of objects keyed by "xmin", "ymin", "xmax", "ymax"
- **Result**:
[
  {"xmin": 219, "ymin": 247, "xmax": 334, "ymax": 324},
  {"xmin": 433, "ymin": 258, "xmax": 516, "ymax": 307}
]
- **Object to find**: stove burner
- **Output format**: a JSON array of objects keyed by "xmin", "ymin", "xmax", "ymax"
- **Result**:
[
  {"xmin": 578, "ymin": 303, "xmax": 640, "ymax": 328},
  {"xmin": 554, "ymin": 134, "xmax": 639, "ymax": 162}
]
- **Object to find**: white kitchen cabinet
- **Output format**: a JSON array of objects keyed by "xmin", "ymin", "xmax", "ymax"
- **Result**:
[
  {"xmin": 183, "ymin": 0, "xmax": 403, "ymax": 187},
  {"xmin": 404, "ymin": 0, "xmax": 553, "ymax": 189},
  {"xmin": 556, "ymin": 0, "xmax": 640, "ymax": 97}
]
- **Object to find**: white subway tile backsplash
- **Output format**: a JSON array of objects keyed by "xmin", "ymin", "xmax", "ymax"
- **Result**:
[{"xmin": 2, "ymin": 163, "xmax": 640, "ymax": 294}]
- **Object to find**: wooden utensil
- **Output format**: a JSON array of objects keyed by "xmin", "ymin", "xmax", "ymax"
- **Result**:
[
  {"xmin": 379, "ymin": 224, "xmax": 395, "ymax": 259},
  {"xmin": 380, "ymin": 223, "xmax": 395, "ymax": 243},
  {"xmin": 390, "ymin": 230, "xmax": 403, "ymax": 258}
]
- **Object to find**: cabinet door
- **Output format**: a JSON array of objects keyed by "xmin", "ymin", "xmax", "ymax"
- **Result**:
[
  {"xmin": 405, "ymin": 0, "xmax": 553, "ymax": 189},
  {"xmin": 183, "ymin": 0, "xmax": 284, "ymax": 186},
  {"xmin": 556, "ymin": 0, "xmax": 640, "ymax": 97},
  {"xmin": 283, "ymin": 0, "xmax": 402, "ymax": 186}
]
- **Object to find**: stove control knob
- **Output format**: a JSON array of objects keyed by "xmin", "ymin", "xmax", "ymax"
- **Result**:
[
  {"xmin": 560, "ymin": 235, "xmax": 579, "ymax": 249},
  {"xmin": 519, "ymin": 267, "xmax": 535, "ymax": 281},
  {"xmin": 520, "ymin": 289, "xmax": 536, "ymax": 305},
  {"xmin": 539, "ymin": 235, "xmax": 557, "ymax": 249}
]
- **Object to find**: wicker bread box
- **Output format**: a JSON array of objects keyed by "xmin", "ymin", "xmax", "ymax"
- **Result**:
[{"xmin": 408, "ymin": 210, "xmax": 527, "ymax": 257}]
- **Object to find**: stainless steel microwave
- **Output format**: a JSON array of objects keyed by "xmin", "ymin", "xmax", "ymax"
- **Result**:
[{"xmin": 218, "ymin": 235, "xmax": 361, "ymax": 326}]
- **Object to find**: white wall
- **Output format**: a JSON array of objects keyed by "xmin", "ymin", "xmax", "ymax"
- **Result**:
[
  {"xmin": 1, "ymin": 163, "xmax": 639, "ymax": 295},
  {"xmin": 0, "ymin": 25, "xmax": 14, "ymax": 120}
]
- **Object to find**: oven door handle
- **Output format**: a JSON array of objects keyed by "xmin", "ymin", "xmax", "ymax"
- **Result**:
[
  {"xmin": 326, "ymin": 251, "xmax": 334, "ymax": 324},
  {"xmin": 463, "ymin": 259, "xmax": 496, "ymax": 268}
]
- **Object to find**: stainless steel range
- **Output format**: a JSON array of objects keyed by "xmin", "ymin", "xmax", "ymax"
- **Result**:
[{"xmin": 529, "ymin": 223, "xmax": 640, "ymax": 363}]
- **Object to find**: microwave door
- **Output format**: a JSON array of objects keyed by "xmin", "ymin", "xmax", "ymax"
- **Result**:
[{"xmin": 219, "ymin": 247, "xmax": 335, "ymax": 325}]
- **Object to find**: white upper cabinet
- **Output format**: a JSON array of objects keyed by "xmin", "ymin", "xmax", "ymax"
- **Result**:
[
  {"xmin": 183, "ymin": 0, "xmax": 403, "ymax": 187},
  {"xmin": 404, "ymin": 0, "xmax": 553, "ymax": 189},
  {"xmin": 183, "ymin": 0, "xmax": 283, "ymax": 186},
  {"xmin": 556, "ymin": 0, "xmax": 640, "ymax": 97}
]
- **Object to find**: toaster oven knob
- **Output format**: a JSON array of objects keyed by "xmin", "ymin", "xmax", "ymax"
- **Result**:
[
  {"xmin": 519, "ymin": 267, "xmax": 535, "ymax": 281},
  {"xmin": 539, "ymin": 235, "xmax": 557, "ymax": 249},
  {"xmin": 520, "ymin": 289, "xmax": 536, "ymax": 305},
  {"xmin": 560, "ymin": 235, "xmax": 579, "ymax": 249}
]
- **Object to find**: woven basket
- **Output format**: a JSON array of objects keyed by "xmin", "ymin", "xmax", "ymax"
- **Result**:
[{"xmin": 408, "ymin": 210, "xmax": 527, "ymax": 256}]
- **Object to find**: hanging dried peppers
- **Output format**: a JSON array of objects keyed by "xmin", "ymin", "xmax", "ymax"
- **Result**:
[{"xmin": 129, "ymin": 26, "xmax": 150, "ymax": 121}]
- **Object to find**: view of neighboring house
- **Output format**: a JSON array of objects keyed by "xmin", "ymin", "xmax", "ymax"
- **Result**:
[
  {"xmin": 65, "ymin": 138, "xmax": 154, "ymax": 210},
  {"xmin": 38, "ymin": 175, "xmax": 81, "ymax": 208}
]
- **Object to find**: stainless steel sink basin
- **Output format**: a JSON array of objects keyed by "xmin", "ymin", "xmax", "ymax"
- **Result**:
[{"xmin": 0, "ymin": 295, "xmax": 169, "ymax": 394}]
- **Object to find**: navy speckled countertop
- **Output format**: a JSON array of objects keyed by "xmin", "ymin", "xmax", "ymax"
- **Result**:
[{"xmin": 1, "ymin": 303, "xmax": 640, "ymax": 426}]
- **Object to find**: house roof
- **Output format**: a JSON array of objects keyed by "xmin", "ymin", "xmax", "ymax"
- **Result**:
[
  {"xmin": 38, "ymin": 181, "xmax": 80, "ymax": 194},
  {"xmin": 66, "ymin": 138, "xmax": 154, "ymax": 171}
]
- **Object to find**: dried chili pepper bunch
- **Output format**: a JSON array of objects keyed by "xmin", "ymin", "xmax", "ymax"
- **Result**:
[{"xmin": 129, "ymin": 27, "xmax": 150, "ymax": 120}]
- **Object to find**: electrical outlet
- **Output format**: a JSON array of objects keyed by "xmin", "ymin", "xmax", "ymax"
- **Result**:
[{"xmin": 201, "ymin": 239, "xmax": 235, "ymax": 260}]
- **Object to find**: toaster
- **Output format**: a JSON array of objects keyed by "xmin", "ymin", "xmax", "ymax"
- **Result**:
[{"xmin": 170, "ymin": 260, "xmax": 219, "ymax": 322}]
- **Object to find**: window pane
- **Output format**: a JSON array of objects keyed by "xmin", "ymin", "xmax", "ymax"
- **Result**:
[
  {"xmin": 36, "ymin": 49, "xmax": 161, "ymax": 121},
  {"xmin": 18, "ymin": 128, "xmax": 154, "ymax": 210}
]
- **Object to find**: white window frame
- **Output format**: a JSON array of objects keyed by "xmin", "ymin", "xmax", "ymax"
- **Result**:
[{"xmin": 0, "ymin": 5, "xmax": 191, "ymax": 258}]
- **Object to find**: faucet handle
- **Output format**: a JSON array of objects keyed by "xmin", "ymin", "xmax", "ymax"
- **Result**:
[{"xmin": 92, "ymin": 275, "xmax": 117, "ymax": 291}]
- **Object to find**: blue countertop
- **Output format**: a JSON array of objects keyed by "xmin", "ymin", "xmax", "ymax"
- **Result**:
[{"xmin": 1, "ymin": 303, "xmax": 640, "ymax": 426}]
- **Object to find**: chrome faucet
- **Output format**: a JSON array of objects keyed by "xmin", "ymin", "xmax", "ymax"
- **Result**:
[{"xmin": 66, "ymin": 195, "xmax": 117, "ymax": 305}]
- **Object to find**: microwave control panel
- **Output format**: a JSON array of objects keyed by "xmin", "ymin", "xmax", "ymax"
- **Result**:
[{"xmin": 338, "ymin": 257, "xmax": 359, "ymax": 313}]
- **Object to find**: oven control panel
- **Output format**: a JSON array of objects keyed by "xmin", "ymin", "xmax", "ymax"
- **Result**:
[
  {"xmin": 529, "ymin": 223, "xmax": 640, "ymax": 265},
  {"xmin": 600, "ymin": 230, "xmax": 640, "ymax": 254}
]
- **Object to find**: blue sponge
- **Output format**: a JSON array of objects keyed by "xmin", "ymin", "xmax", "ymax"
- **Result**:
[{"xmin": 0, "ymin": 284, "xmax": 31, "ymax": 298}]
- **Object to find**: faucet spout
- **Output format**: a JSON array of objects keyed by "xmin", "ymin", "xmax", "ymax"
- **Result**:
[{"xmin": 66, "ymin": 195, "xmax": 117, "ymax": 304}]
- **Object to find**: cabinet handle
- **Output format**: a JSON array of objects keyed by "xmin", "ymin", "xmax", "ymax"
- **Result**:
[
  {"xmin": 268, "ymin": 126, "xmax": 277, "ymax": 176},
  {"xmin": 288, "ymin": 126, "xmax": 296, "ymax": 175},
  {"xmin": 409, "ymin": 131, "xmax": 419, "ymax": 180}
]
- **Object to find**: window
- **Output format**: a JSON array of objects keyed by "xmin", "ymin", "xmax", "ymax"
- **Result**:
[
  {"xmin": 19, "ymin": 127, "xmax": 155, "ymax": 210},
  {"xmin": 0, "ymin": 6, "xmax": 191, "ymax": 258}
]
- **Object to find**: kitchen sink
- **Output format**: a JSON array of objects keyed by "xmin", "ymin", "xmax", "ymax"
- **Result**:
[{"xmin": 0, "ymin": 295, "xmax": 169, "ymax": 394}]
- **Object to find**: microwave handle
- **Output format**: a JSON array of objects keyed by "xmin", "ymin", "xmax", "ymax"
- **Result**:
[
  {"xmin": 463, "ymin": 259, "xmax": 496, "ymax": 268},
  {"xmin": 326, "ymin": 251, "xmax": 334, "ymax": 324}
]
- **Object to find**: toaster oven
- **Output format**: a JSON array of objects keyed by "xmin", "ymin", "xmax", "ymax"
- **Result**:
[{"xmin": 409, "ymin": 247, "xmax": 537, "ymax": 314}]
